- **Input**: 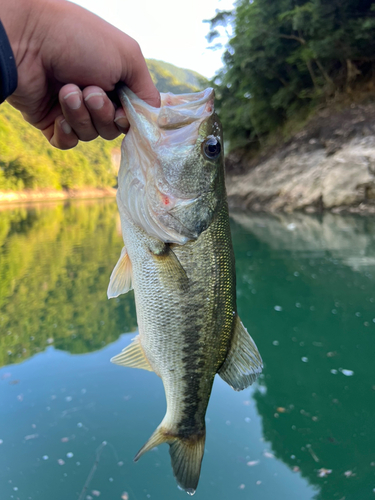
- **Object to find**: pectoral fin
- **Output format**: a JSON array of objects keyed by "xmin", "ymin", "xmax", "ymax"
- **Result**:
[
  {"xmin": 107, "ymin": 246, "xmax": 133, "ymax": 298},
  {"xmin": 218, "ymin": 315, "xmax": 263, "ymax": 391},
  {"xmin": 110, "ymin": 335, "xmax": 153, "ymax": 372},
  {"xmin": 148, "ymin": 241, "xmax": 188, "ymax": 283}
]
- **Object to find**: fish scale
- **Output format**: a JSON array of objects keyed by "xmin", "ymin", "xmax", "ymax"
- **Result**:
[{"xmin": 108, "ymin": 86, "xmax": 263, "ymax": 494}]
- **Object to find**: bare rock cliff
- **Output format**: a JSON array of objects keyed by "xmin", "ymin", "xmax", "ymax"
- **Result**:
[{"xmin": 225, "ymin": 99, "xmax": 375, "ymax": 213}]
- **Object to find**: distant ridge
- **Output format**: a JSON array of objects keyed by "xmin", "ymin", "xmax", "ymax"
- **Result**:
[{"xmin": 146, "ymin": 59, "xmax": 207, "ymax": 93}]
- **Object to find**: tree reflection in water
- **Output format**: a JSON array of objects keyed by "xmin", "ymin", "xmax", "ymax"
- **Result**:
[{"xmin": 0, "ymin": 200, "xmax": 136, "ymax": 367}]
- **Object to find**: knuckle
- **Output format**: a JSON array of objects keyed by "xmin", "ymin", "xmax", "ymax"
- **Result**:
[{"xmin": 75, "ymin": 117, "xmax": 92, "ymax": 129}]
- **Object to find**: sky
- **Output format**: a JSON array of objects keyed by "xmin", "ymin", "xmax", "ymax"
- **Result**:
[{"xmin": 72, "ymin": 0, "xmax": 235, "ymax": 79}]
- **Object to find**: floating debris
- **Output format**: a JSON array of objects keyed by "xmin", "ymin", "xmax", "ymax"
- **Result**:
[
  {"xmin": 341, "ymin": 369, "xmax": 354, "ymax": 376},
  {"xmin": 293, "ymin": 466, "xmax": 300, "ymax": 472},
  {"xmin": 67, "ymin": 452, "xmax": 74, "ymax": 458},
  {"xmin": 263, "ymin": 451, "xmax": 275, "ymax": 459},
  {"xmin": 61, "ymin": 437, "xmax": 69, "ymax": 443},
  {"xmin": 256, "ymin": 480, "xmax": 262, "ymax": 485},
  {"xmin": 78, "ymin": 442, "xmax": 107, "ymax": 500},
  {"xmin": 272, "ymin": 340, "xmax": 279, "ymax": 346},
  {"xmin": 0, "ymin": 439, "xmax": 3, "ymax": 444},
  {"xmin": 92, "ymin": 491, "xmax": 101, "ymax": 497},
  {"xmin": 247, "ymin": 461, "xmax": 259, "ymax": 467},
  {"xmin": 274, "ymin": 305, "xmax": 283, "ymax": 312},
  {"xmin": 121, "ymin": 493, "xmax": 129, "ymax": 500},
  {"xmin": 118, "ymin": 461, "xmax": 124, "ymax": 467},
  {"xmin": 58, "ymin": 459, "xmax": 65, "ymax": 466},
  {"xmin": 301, "ymin": 357, "xmax": 308, "ymax": 363},
  {"xmin": 317, "ymin": 468, "xmax": 332, "ymax": 477},
  {"xmin": 24, "ymin": 434, "xmax": 38, "ymax": 440},
  {"xmin": 344, "ymin": 470, "xmax": 355, "ymax": 477},
  {"xmin": 307, "ymin": 445, "xmax": 319, "ymax": 462},
  {"xmin": 331, "ymin": 369, "xmax": 338, "ymax": 374},
  {"xmin": 276, "ymin": 407, "xmax": 287, "ymax": 413},
  {"xmin": 238, "ymin": 484, "xmax": 245, "ymax": 490},
  {"xmin": 42, "ymin": 455, "xmax": 49, "ymax": 460}
]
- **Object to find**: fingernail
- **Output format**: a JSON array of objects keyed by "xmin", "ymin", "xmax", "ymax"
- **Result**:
[
  {"xmin": 64, "ymin": 91, "xmax": 81, "ymax": 110},
  {"xmin": 114, "ymin": 116, "xmax": 129, "ymax": 129},
  {"xmin": 85, "ymin": 92, "xmax": 105, "ymax": 110},
  {"xmin": 61, "ymin": 119, "xmax": 72, "ymax": 134}
]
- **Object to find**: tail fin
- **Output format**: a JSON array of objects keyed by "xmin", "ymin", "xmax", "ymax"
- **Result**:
[
  {"xmin": 134, "ymin": 426, "xmax": 205, "ymax": 495},
  {"xmin": 169, "ymin": 434, "xmax": 205, "ymax": 495}
]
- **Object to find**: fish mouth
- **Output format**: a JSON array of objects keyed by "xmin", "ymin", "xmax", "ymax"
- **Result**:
[{"xmin": 117, "ymin": 84, "xmax": 215, "ymax": 134}]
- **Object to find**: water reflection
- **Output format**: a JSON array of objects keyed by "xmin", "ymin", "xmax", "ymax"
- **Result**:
[
  {"xmin": 232, "ymin": 212, "xmax": 375, "ymax": 500},
  {"xmin": 0, "ymin": 200, "xmax": 136, "ymax": 367},
  {"xmin": 1, "ymin": 203, "xmax": 375, "ymax": 500}
]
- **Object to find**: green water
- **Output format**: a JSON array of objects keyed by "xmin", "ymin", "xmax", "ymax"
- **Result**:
[{"xmin": 1, "ymin": 200, "xmax": 374, "ymax": 500}]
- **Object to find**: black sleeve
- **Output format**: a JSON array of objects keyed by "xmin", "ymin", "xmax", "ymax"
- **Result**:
[{"xmin": 0, "ymin": 18, "xmax": 18, "ymax": 104}]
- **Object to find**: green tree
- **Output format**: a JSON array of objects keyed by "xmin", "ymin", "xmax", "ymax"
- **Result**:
[{"xmin": 207, "ymin": 0, "xmax": 375, "ymax": 150}]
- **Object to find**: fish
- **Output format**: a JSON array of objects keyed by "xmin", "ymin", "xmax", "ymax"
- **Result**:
[{"xmin": 108, "ymin": 85, "xmax": 262, "ymax": 495}]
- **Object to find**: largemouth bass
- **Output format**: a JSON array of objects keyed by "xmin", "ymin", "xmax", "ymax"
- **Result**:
[{"xmin": 108, "ymin": 86, "xmax": 262, "ymax": 495}]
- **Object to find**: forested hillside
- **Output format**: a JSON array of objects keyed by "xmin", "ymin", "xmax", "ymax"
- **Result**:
[
  {"xmin": 207, "ymin": 0, "xmax": 375, "ymax": 150},
  {"xmin": 0, "ymin": 60, "xmax": 203, "ymax": 192}
]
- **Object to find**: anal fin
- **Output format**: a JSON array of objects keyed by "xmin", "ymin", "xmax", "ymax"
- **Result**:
[
  {"xmin": 107, "ymin": 246, "xmax": 133, "ymax": 298},
  {"xmin": 218, "ymin": 315, "xmax": 263, "ymax": 391},
  {"xmin": 110, "ymin": 335, "xmax": 153, "ymax": 372}
]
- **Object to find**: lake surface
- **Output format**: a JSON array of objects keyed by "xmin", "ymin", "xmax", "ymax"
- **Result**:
[{"xmin": 1, "ymin": 200, "xmax": 374, "ymax": 500}]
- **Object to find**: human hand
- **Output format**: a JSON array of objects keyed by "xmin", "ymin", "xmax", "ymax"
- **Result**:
[{"xmin": 1, "ymin": 0, "xmax": 160, "ymax": 149}]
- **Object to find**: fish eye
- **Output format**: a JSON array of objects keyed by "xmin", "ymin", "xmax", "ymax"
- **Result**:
[{"xmin": 203, "ymin": 137, "xmax": 221, "ymax": 159}]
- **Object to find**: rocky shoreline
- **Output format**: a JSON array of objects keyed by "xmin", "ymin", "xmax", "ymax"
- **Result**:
[{"xmin": 225, "ymin": 97, "xmax": 375, "ymax": 214}]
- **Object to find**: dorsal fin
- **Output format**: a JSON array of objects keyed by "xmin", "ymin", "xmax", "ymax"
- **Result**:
[
  {"xmin": 218, "ymin": 315, "xmax": 263, "ymax": 391},
  {"xmin": 110, "ymin": 335, "xmax": 153, "ymax": 372},
  {"xmin": 107, "ymin": 246, "xmax": 133, "ymax": 298}
]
